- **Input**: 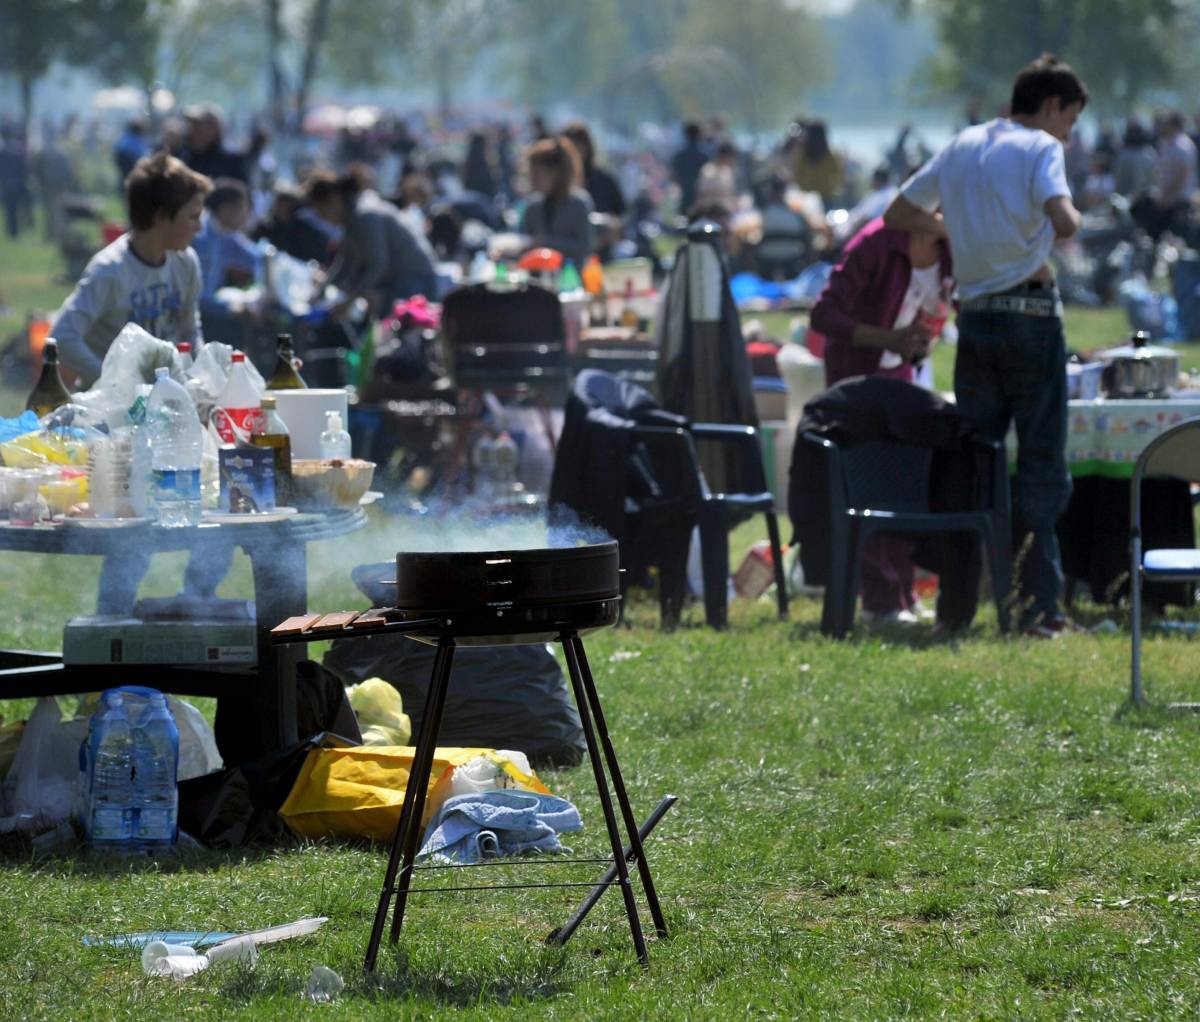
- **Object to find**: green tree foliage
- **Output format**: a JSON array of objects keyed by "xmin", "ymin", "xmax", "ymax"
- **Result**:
[
  {"xmin": 502, "ymin": 0, "xmax": 829, "ymax": 129},
  {"xmin": 0, "ymin": 0, "xmax": 76, "ymax": 130},
  {"xmin": 911, "ymin": 0, "xmax": 1182, "ymax": 113}
]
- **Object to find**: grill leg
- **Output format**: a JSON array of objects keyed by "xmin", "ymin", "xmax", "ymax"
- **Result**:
[
  {"xmin": 561, "ymin": 632, "xmax": 649, "ymax": 963},
  {"xmin": 566, "ymin": 634, "xmax": 669, "ymax": 939},
  {"xmin": 547, "ymin": 795, "xmax": 677, "ymax": 947},
  {"xmin": 363, "ymin": 637, "xmax": 456, "ymax": 972}
]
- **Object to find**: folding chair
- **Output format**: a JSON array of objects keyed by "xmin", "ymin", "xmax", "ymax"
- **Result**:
[{"xmin": 1129, "ymin": 416, "xmax": 1200, "ymax": 705}]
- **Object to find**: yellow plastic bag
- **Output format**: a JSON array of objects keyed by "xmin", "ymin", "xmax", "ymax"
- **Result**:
[
  {"xmin": 346, "ymin": 678, "xmax": 411, "ymax": 746},
  {"xmin": 278, "ymin": 745, "xmax": 550, "ymax": 843},
  {"xmin": 0, "ymin": 432, "xmax": 89, "ymax": 468}
]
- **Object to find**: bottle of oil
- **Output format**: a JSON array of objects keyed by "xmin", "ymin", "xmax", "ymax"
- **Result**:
[
  {"xmin": 25, "ymin": 337, "xmax": 72, "ymax": 418},
  {"xmin": 250, "ymin": 395, "xmax": 293, "ymax": 506},
  {"xmin": 266, "ymin": 333, "xmax": 306, "ymax": 390}
]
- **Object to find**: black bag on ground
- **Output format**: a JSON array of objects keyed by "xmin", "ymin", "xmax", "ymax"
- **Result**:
[
  {"xmin": 214, "ymin": 660, "xmax": 362, "ymax": 767},
  {"xmin": 323, "ymin": 635, "xmax": 586, "ymax": 768}
]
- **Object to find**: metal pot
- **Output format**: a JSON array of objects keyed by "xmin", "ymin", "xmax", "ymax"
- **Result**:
[{"xmin": 1100, "ymin": 331, "xmax": 1179, "ymax": 398}]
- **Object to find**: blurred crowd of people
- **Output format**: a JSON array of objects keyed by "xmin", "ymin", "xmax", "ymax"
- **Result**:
[{"xmin": 2, "ymin": 95, "xmax": 1197, "ymax": 322}]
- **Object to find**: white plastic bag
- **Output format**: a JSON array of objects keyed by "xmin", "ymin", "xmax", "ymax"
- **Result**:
[
  {"xmin": 449, "ymin": 749, "xmax": 535, "ymax": 797},
  {"xmin": 0, "ymin": 697, "xmax": 88, "ymax": 829},
  {"xmin": 72, "ymin": 323, "xmax": 184, "ymax": 429}
]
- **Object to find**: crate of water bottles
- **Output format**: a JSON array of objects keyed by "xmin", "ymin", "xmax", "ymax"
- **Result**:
[{"xmin": 79, "ymin": 686, "xmax": 180, "ymax": 851}]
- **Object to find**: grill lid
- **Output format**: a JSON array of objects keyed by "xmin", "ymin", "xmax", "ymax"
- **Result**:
[{"xmin": 392, "ymin": 541, "xmax": 620, "ymax": 611}]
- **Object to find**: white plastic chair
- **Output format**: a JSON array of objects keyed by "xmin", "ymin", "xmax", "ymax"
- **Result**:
[{"xmin": 1130, "ymin": 416, "xmax": 1200, "ymax": 704}]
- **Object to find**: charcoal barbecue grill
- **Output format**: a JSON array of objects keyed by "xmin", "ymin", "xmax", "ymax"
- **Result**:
[{"xmin": 272, "ymin": 540, "xmax": 670, "ymax": 970}]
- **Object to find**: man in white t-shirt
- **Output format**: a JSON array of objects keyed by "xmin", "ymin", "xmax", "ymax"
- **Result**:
[{"xmin": 884, "ymin": 54, "xmax": 1088, "ymax": 637}]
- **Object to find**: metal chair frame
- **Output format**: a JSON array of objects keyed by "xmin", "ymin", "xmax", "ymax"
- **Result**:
[{"xmin": 1129, "ymin": 416, "xmax": 1200, "ymax": 705}]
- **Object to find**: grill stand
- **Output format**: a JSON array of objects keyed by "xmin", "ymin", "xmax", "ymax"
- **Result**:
[{"xmin": 362, "ymin": 628, "xmax": 669, "ymax": 972}]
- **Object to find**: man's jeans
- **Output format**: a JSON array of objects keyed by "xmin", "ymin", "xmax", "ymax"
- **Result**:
[{"xmin": 954, "ymin": 307, "xmax": 1072, "ymax": 625}]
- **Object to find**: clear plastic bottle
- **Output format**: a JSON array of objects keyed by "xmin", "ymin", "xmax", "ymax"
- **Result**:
[
  {"xmin": 84, "ymin": 693, "xmax": 134, "ymax": 850},
  {"xmin": 472, "ymin": 432, "xmax": 495, "ymax": 499},
  {"xmin": 318, "ymin": 410, "xmax": 352, "ymax": 461},
  {"xmin": 175, "ymin": 341, "xmax": 194, "ymax": 373},
  {"xmin": 146, "ymin": 366, "xmax": 203, "ymax": 526},
  {"xmin": 132, "ymin": 692, "xmax": 179, "ymax": 849},
  {"xmin": 492, "ymin": 431, "xmax": 519, "ymax": 493}
]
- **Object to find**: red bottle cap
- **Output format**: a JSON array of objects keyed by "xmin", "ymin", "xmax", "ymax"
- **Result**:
[{"xmin": 232, "ymin": 351, "xmax": 245, "ymax": 362}]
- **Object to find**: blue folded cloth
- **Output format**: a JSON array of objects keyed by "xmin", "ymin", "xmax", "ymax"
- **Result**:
[{"xmin": 417, "ymin": 790, "xmax": 583, "ymax": 865}]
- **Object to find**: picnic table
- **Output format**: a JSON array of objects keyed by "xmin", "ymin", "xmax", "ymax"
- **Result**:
[
  {"xmin": 1008, "ymin": 397, "xmax": 1200, "ymax": 606},
  {"xmin": 0, "ymin": 506, "xmax": 368, "ymax": 763}
]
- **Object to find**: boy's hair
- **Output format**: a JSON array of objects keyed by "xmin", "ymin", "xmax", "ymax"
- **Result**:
[
  {"xmin": 1010, "ymin": 53, "xmax": 1089, "ymax": 117},
  {"xmin": 125, "ymin": 152, "xmax": 212, "ymax": 230},
  {"xmin": 204, "ymin": 176, "xmax": 250, "ymax": 214}
]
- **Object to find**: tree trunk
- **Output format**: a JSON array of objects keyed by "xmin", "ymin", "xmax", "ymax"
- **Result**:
[
  {"xmin": 295, "ymin": 0, "xmax": 333, "ymax": 132},
  {"xmin": 265, "ymin": 0, "xmax": 287, "ymax": 136},
  {"xmin": 19, "ymin": 75, "xmax": 35, "ymax": 139},
  {"xmin": 434, "ymin": 43, "xmax": 454, "ymax": 120}
]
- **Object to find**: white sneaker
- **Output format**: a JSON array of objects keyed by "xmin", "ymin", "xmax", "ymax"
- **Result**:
[
  {"xmin": 909, "ymin": 600, "xmax": 936, "ymax": 621},
  {"xmin": 861, "ymin": 608, "xmax": 920, "ymax": 626}
]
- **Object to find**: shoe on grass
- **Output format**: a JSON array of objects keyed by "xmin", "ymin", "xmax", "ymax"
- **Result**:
[{"xmin": 861, "ymin": 608, "xmax": 920, "ymax": 626}]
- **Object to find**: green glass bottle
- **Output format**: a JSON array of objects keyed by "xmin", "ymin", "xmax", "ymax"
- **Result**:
[
  {"xmin": 25, "ymin": 338, "xmax": 72, "ymax": 418},
  {"xmin": 266, "ymin": 333, "xmax": 306, "ymax": 390}
]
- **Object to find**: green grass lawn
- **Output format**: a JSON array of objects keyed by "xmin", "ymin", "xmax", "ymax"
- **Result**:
[
  {"xmin": 3, "ymin": 513, "xmax": 1200, "ymax": 1019},
  {"xmin": 4, "ymin": 232, "xmax": 1200, "ymax": 1017}
]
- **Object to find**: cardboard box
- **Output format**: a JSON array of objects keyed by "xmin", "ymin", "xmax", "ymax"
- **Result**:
[{"xmin": 63, "ymin": 615, "xmax": 258, "ymax": 666}]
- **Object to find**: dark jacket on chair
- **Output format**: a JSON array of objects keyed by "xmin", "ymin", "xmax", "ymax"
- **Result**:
[{"xmin": 789, "ymin": 375, "xmax": 987, "ymax": 627}]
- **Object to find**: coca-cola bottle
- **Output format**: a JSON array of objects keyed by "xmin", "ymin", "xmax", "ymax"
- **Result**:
[{"xmin": 212, "ymin": 352, "xmax": 261, "ymax": 445}]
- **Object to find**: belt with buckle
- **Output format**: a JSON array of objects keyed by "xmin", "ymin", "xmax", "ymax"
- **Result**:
[{"xmin": 960, "ymin": 287, "xmax": 1062, "ymax": 317}]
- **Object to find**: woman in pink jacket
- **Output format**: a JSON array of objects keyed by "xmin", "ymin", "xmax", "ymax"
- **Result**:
[{"xmin": 809, "ymin": 216, "xmax": 953, "ymax": 623}]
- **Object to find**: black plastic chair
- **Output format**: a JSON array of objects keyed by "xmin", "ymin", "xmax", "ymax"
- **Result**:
[
  {"xmin": 551, "ymin": 370, "xmax": 788, "ymax": 630},
  {"xmin": 1129, "ymin": 416, "xmax": 1200, "ymax": 705},
  {"xmin": 441, "ymin": 281, "xmax": 568, "ymax": 401},
  {"xmin": 800, "ymin": 431, "xmax": 1011, "ymax": 638},
  {"xmin": 632, "ymin": 424, "xmax": 788, "ymax": 629}
]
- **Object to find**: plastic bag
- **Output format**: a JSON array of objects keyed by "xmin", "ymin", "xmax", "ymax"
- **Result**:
[
  {"xmin": 1, "ymin": 693, "xmax": 222, "ymax": 833},
  {"xmin": 345, "ymin": 678, "xmax": 411, "ymax": 746},
  {"xmin": 277, "ymin": 745, "xmax": 549, "ymax": 843},
  {"xmin": 71, "ymin": 323, "xmax": 184, "ymax": 429},
  {"xmin": 323, "ymin": 637, "xmax": 586, "ymax": 768},
  {"xmin": 0, "ymin": 697, "xmax": 87, "ymax": 830}
]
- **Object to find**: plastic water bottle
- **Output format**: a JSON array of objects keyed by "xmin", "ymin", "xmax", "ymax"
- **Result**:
[
  {"xmin": 132, "ymin": 691, "xmax": 179, "ymax": 849},
  {"xmin": 318, "ymin": 410, "xmax": 352, "ymax": 460},
  {"xmin": 84, "ymin": 693, "xmax": 134, "ymax": 849},
  {"xmin": 146, "ymin": 366, "xmax": 203, "ymax": 526},
  {"xmin": 492, "ymin": 431, "xmax": 519, "ymax": 492},
  {"xmin": 472, "ymin": 432, "xmax": 495, "ymax": 499}
]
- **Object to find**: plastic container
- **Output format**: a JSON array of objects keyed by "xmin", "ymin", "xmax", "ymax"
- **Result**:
[
  {"xmin": 472, "ymin": 433, "xmax": 495, "ymax": 498},
  {"xmin": 83, "ymin": 693, "xmax": 134, "ymax": 849},
  {"xmin": 146, "ymin": 367, "xmax": 203, "ymax": 526},
  {"xmin": 733, "ymin": 540, "xmax": 778, "ymax": 599},
  {"xmin": 132, "ymin": 690, "xmax": 179, "ymax": 848},
  {"xmin": 318, "ymin": 411, "xmax": 352, "ymax": 460},
  {"xmin": 175, "ymin": 341, "xmax": 194, "ymax": 373},
  {"xmin": 213, "ymin": 351, "xmax": 262, "ymax": 445}
]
